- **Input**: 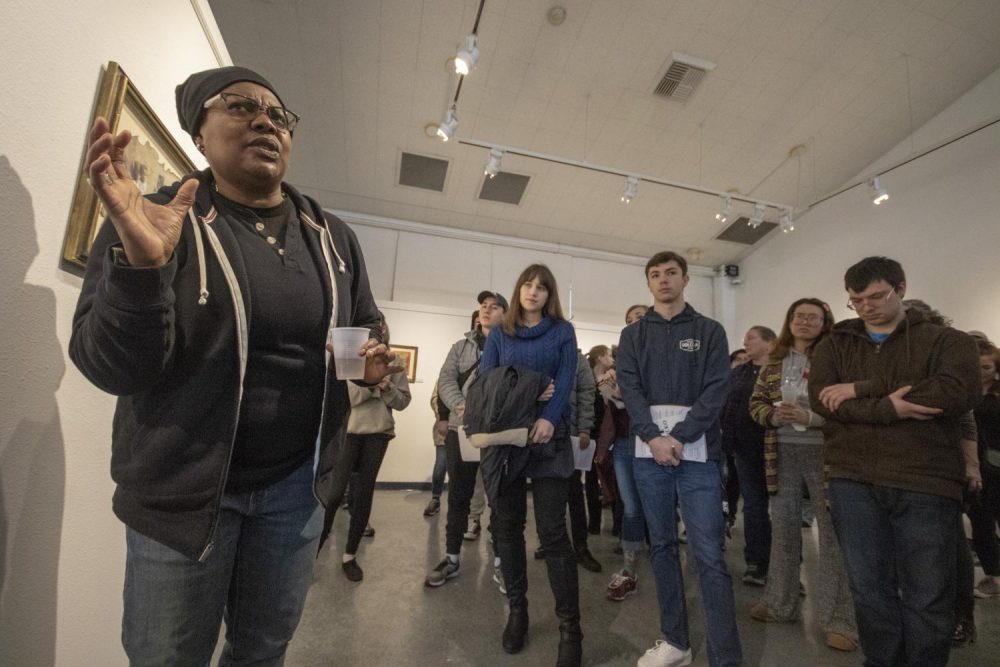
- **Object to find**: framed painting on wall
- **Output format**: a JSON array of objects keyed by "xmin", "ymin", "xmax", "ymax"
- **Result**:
[
  {"xmin": 62, "ymin": 61, "xmax": 196, "ymax": 271},
  {"xmin": 390, "ymin": 345, "xmax": 418, "ymax": 383}
]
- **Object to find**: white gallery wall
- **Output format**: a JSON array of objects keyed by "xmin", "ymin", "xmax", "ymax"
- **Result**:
[
  {"xmin": 0, "ymin": 2, "xmax": 220, "ymax": 665},
  {"xmin": 732, "ymin": 66, "xmax": 1000, "ymax": 341}
]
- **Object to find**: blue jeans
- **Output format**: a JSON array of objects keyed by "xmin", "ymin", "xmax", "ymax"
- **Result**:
[
  {"xmin": 733, "ymin": 449, "xmax": 771, "ymax": 573},
  {"xmin": 633, "ymin": 458, "xmax": 741, "ymax": 667},
  {"xmin": 828, "ymin": 479, "xmax": 958, "ymax": 667},
  {"xmin": 123, "ymin": 458, "xmax": 323, "ymax": 666},
  {"xmin": 431, "ymin": 443, "xmax": 448, "ymax": 498},
  {"xmin": 612, "ymin": 436, "xmax": 646, "ymax": 553}
]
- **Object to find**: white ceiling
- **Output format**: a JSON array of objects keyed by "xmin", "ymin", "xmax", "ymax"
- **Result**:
[{"xmin": 208, "ymin": 0, "xmax": 1000, "ymax": 266}]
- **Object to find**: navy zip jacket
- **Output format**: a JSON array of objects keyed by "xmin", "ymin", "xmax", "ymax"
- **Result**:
[
  {"xmin": 616, "ymin": 304, "xmax": 730, "ymax": 461},
  {"xmin": 69, "ymin": 168, "xmax": 382, "ymax": 561}
]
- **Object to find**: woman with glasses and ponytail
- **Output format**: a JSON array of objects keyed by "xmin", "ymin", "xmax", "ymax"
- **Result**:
[
  {"xmin": 69, "ymin": 66, "xmax": 397, "ymax": 664},
  {"xmin": 747, "ymin": 298, "xmax": 858, "ymax": 652}
]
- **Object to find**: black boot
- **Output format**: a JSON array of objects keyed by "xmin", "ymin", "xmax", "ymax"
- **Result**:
[
  {"xmin": 503, "ymin": 605, "xmax": 529, "ymax": 654},
  {"xmin": 556, "ymin": 620, "xmax": 583, "ymax": 667},
  {"xmin": 546, "ymin": 551, "xmax": 582, "ymax": 665}
]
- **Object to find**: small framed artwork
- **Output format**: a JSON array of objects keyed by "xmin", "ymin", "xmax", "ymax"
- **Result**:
[
  {"xmin": 62, "ymin": 61, "xmax": 196, "ymax": 271},
  {"xmin": 391, "ymin": 345, "xmax": 418, "ymax": 383}
]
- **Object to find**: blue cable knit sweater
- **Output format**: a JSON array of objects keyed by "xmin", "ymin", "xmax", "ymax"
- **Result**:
[{"xmin": 480, "ymin": 316, "xmax": 577, "ymax": 429}]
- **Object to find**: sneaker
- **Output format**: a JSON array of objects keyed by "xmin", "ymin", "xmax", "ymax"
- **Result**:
[
  {"xmin": 952, "ymin": 619, "xmax": 977, "ymax": 647},
  {"xmin": 974, "ymin": 576, "xmax": 1000, "ymax": 598},
  {"xmin": 423, "ymin": 497, "xmax": 440, "ymax": 516},
  {"xmin": 342, "ymin": 558, "xmax": 364, "ymax": 582},
  {"xmin": 825, "ymin": 631, "xmax": 858, "ymax": 652},
  {"xmin": 637, "ymin": 639, "xmax": 692, "ymax": 667},
  {"xmin": 576, "ymin": 547, "xmax": 602, "ymax": 573},
  {"xmin": 606, "ymin": 570, "xmax": 637, "ymax": 601},
  {"xmin": 742, "ymin": 566, "xmax": 766, "ymax": 587},
  {"xmin": 463, "ymin": 517, "xmax": 481, "ymax": 540},
  {"xmin": 363, "ymin": 523, "xmax": 375, "ymax": 538},
  {"xmin": 749, "ymin": 602, "xmax": 794, "ymax": 623},
  {"xmin": 493, "ymin": 565, "xmax": 507, "ymax": 594},
  {"xmin": 425, "ymin": 558, "xmax": 460, "ymax": 587}
]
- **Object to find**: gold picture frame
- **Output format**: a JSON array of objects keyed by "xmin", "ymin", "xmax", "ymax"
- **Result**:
[
  {"xmin": 390, "ymin": 345, "xmax": 419, "ymax": 383},
  {"xmin": 62, "ymin": 61, "xmax": 196, "ymax": 271}
]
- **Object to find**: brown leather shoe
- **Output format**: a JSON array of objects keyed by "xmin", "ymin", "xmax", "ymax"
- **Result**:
[{"xmin": 825, "ymin": 631, "xmax": 858, "ymax": 652}]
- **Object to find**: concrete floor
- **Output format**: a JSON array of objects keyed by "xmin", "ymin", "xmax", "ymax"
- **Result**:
[{"xmin": 293, "ymin": 489, "xmax": 1000, "ymax": 666}]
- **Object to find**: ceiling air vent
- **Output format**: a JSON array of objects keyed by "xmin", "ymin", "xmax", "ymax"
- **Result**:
[
  {"xmin": 716, "ymin": 217, "xmax": 777, "ymax": 245},
  {"xmin": 398, "ymin": 152, "xmax": 449, "ymax": 192},
  {"xmin": 479, "ymin": 172, "xmax": 530, "ymax": 205},
  {"xmin": 653, "ymin": 52, "xmax": 716, "ymax": 102}
]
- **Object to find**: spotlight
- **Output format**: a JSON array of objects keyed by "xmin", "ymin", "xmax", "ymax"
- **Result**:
[
  {"xmin": 484, "ymin": 148, "xmax": 503, "ymax": 178},
  {"xmin": 454, "ymin": 34, "xmax": 479, "ymax": 75},
  {"xmin": 715, "ymin": 195, "xmax": 733, "ymax": 223},
  {"xmin": 780, "ymin": 211, "xmax": 795, "ymax": 233},
  {"xmin": 621, "ymin": 176, "xmax": 639, "ymax": 204},
  {"xmin": 748, "ymin": 202, "xmax": 766, "ymax": 228},
  {"xmin": 436, "ymin": 108, "xmax": 458, "ymax": 141},
  {"xmin": 870, "ymin": 176, "xmax": 889, "ymax": 205}
]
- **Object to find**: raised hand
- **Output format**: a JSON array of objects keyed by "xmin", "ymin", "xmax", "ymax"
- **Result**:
[{"xmin": 86, "ymin": 116, "xmax": 199, "ymax": 267}]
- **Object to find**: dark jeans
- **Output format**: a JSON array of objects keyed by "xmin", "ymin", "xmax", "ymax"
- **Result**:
[
  {"xmin": 585, "ymin": 468, "xmax": 602, "ymax": 533},
  {"xmin": 829, "ymin": 479, "xmax": 958, "ymax": 667},
  {"xmin": 431, "ymin": 444, "xmax": 447, "ymax": 498},
  {"xmin": 123, "ymin": 458, "xmax": 322, "ymax": 666},
  {"xmin": 956, "ymin": 511, "xmax": 975, "ymax": 625},
  {"xmin": 734, "ymin": 449, "xmax": 771, "ymax": 572},
  {"xmin": 494, "ymin": 474, "xmax": 579, "ymax": 624},
  {"xmin": 321, "ymin": 433, "xmax": 390, "ymax": 555},
  {"xmin": 723, "ymin": 453, "xmax": 740, "ymax": 520},
  {"xmin": 567, "ymin": 469, "xmax": 597, "ymax": 549},
  {"xmin": 444, "ymin": 430, "xmax": 481, "ymax": 555},
  {"xmin": 968, "ymin": 466, "xmax": 1000, "ymax": 575}
]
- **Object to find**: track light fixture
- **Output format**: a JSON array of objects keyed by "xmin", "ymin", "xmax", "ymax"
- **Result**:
[
  {"xmin": 748, "ymin": 202, "xmax": 766, "ymax": 228},
  {"xmin": 484, "ymin": 148, "xmax": 503, "ymax": 178},
  {"xmin": 454, "ymin": 34, "xmax": 480, "ymax": 75},
  {"xmin": 870, "ymin": 176, "xmax": 889, "ymax": 205},
  {"xmin": 780, "ymin": 210, "xmax": 795, "ymax": 233},
  {"xmin": 715, "ymin": 195, "xmax": 733, "ymax": 223},
  {"xmin": 621, "ymin": 176, "xmax": 639, "ymax": 204},
  {"xmin": 436, "ymin": 108, "xmax": 459, "ymax": 142}
]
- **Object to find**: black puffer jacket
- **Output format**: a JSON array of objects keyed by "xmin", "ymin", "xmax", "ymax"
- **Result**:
[{"xmin": 464, "ymin": 365, "xmax": 550, "ymax": 503}]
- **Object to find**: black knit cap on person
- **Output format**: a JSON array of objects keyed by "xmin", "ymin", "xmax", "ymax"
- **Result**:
[{"xmin": 175, "ymin": 66, "xmax": 285, "ymax": 138}]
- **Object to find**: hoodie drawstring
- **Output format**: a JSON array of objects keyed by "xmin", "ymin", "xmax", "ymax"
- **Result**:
[{"xmin": 188, "ymin": 209, "xmax": 210, "ymax": 305}]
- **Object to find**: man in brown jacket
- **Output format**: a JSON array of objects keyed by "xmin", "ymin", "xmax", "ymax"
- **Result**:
[{"xmin": 808, "ymin": 256, "xmax": 979, "ymax": 667}]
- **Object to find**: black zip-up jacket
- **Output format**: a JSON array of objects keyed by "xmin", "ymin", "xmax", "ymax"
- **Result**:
[{"xmin": 69, "ymin": 169, "xmax": 381, "ymax": 561}]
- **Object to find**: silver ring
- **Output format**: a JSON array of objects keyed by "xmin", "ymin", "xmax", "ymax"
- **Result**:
[{"xmin": 105, "ymin": 172, "xmax": 114, "ymax": 185}]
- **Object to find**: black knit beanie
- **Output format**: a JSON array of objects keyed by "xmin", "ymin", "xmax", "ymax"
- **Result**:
[{"xmin": 175, "ymin": 66, "xmax": 284, "ymax": 138}]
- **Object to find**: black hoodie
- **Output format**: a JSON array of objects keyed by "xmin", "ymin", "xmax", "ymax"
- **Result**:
[{"xmin": 69, "ymin": 169, "xmax": 382, "ymax": 560}]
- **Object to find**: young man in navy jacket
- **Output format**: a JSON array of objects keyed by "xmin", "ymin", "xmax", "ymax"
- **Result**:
[{"xmin": 616, "ymin": 251, "xmax": 741, "ymax": 667}]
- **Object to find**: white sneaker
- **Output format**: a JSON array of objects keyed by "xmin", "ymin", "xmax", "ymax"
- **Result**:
[{"xmin": 637, "ymin": 640, "xmax": 692, "ymax": 667}]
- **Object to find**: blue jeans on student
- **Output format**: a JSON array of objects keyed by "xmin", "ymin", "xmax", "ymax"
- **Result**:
[
  {"xmin": 633, "ymin": 457, "xmax": 742, "ymax": 667},
  {"xmin": 612, "ymin": 436, "xmax": 646, "ymax": 553},
  {"xmin": 828, "ymin": 479, "xmax": 958, "ymax": 667},
  {"xmin": 122, "ymin": 458, "xmax": 323, "ymax": 666},
  {"xmin": 431, "ymin": 443, "xmax": 448, "ymax": 498}
]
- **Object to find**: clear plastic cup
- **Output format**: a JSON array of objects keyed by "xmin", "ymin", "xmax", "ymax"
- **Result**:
[{"xmin": 329, "ymin": 327, "xmax": 370, "ymax": 380}]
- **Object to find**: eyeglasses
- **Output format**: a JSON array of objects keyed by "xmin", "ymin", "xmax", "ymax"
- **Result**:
[
  {"xmin": 846, "ymin": 288, "xmax": 895, "ymax": 311},
  {"xmin": 792, "ymin": 313, "xmax": 823, "ymax": 324},
  {"xmin": 203, "ymin": 92, "xmax": 300, "ymax": 133}
]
